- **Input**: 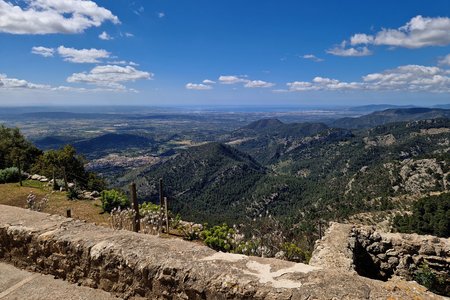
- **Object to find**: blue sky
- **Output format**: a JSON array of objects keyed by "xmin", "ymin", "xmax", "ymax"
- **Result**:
[{"xmin": 1, "ymin": 0, "xmax": 450, "ymax": 106}]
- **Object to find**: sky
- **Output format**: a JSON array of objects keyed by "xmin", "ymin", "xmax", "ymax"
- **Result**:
[{"xmin": 1, "ymin": 0, "xmax": 450, "ymax": 106}]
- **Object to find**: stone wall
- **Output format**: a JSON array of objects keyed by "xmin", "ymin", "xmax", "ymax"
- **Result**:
[
  {"xmin": 0, "ymin": 205, "xmax": 443, "ymax": 299},
  {"xmin": 349, "ymin": 225, "xmax": 449, "ymax": 295}
]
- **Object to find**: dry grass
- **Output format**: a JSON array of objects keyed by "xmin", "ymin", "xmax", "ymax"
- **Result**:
[{"xmin": 0, "ymin": 181, "xmax": 109, "ymax": 227}]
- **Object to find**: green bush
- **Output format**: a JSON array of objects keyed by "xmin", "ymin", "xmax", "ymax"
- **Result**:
[
  {"xmin": 200, "ymin": 223, "xmax": 235, "ymax": 252},
  {"xmin": 66, "ymin": 187, "xmax": 80, "ymax": 200},
  {"xmin": 139, "ymin": 202, "xmax": 161, "ymax": 214},
  {"xmin": 393, "ymin": 193, "xmax": 450, "ymax": 238},
  {"xmin": 414, "ymin": 262, "xmax": 448, "ymax": 295},
  {"xmin": 101, "ymin": 189, "xmax": 130, "ymax": 212},
  {"xmin": 282, "ymin": 242, "xmax": 311, "ymax": 263},
  {"xmin": 0, "ymin": 167, "xmax": 20, "ymax": 183}
]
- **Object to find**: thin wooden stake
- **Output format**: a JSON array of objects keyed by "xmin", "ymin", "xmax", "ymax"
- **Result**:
[
  {"xmin": 159, "ymin": 178, "xmax": 163, "ymax": 205},
  {"xmin": 62, "ymin": 166, "xmax": 68, "ymax": 191},
  {"xmin": 164, "ymin": 197, "xmax": 169, "ymax": 234},
  {"xmin": 157, "ymin": 178, "xmax": 164, "ymax": 234},
  {"xmin": 130, "ymin": 182, "xmax": 140, "ymax": 233}
]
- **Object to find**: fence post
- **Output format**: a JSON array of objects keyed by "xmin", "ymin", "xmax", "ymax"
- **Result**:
[
  {"xmin": 159, "ymin": 178, "xmax": 163, "ymax": 205},
  {"xmin": 130, "ymin": 182, "xmax": 140, "ymax": 233},
  {"xmin": 164, "ymin": 197, "xmax": 169, "ymax": 234},
  {"xmin": 157, "ymin": 178, "xmax": 164, "ymax": 234},
  {"xmin": 318, "ymin": 220, "xmax": 322, "ymax": 240}
]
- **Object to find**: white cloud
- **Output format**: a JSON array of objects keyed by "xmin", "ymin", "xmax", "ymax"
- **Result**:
[
  {"xmin": 438, "ymin": 54, "xmax": 450, "ymax": 66},
  {"xmin": 202, "ymin": 79, "xmax": 216, "ymax": 84},
  {"xmin": 284, "ymin": 64, "xmax": 450, "ymax": 93},
  {"xmin": 185, "ymin": 83, "xmax": 212, "ymax": 90},
  {"xmin": 108, "ymin": 60, "xmax": 139, "ymax": 66},
  {"xmin": 350, "ymin": 34, "xmax": 374, "ymax": 45},
  {"xmin": 0, "ymin": 0, "xmax": 119, "ymax": 34},
  {"xmin": 327, "ymin": 41, "xmax": 372, "ymax": 57},
  {"xmin": 67, "ymin": 65, "xmax": 153, "ymax": 90},
  {"xmin": 350, "ymin": 16, "xmax": 450, "ymax": 49},
  {"xmin": 57, "ymin": 46, "xmax": 110, "ymax": 63},
  {"xmin": 0, "ymin": 72, "xmax": 139, "ymax": 93},
  {"xmin": 99, "ymin": 31, "xmax": 112, "ymax": 40},
  {"xmin": 31, "ymin": 46, "xmax": 54, "ymax": 57},
  {"xmin": 124, "ymin": 32, "xmax": 134, "ymax": 37},
  {"xmin": 0, "ymin": 73, "xmax": 50, "ymax": 89},
  {"xmin": 158, "ymin": 12, "xmax": 165, "ymax": 18},
  {"xmin": 244, "ymin": 80, "xmax": 274, "ymax": 88},
  {"xmin": 302, "ymin": 54, "xmax": 324, "ymax": 62},
  {"xmin": 218, "ymin": 75, "xmax": 248, "ymax": 84}
]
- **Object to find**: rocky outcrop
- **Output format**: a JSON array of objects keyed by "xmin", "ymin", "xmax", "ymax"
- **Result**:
[
  {"xmin": 0, "ymin": 206, "xmax": 444, "ymax": 299},
  {"xmin": 350, "ymin": 225, "xmax": 449, "ymax": 295},
  {"xmin": 312, "ymin": 222, "xmax": 449, "ymax": 297}
]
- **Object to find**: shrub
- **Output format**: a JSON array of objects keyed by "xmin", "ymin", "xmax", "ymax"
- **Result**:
[
  {"xmin": 66, "ymin": 187, "xmax": 80, "ymax": 200},
  {"xmin": 281, "ymin": 242, "xmax": 311, "ymax": 263},
  {"xmin": 393, "ymin": 193, "xmax": 450, "ymax": 238},
  {"xmin": 139, "ymin": 202, "xmax": 161, "ymax": 214},
  {"xmin": 101, "ymin": 189, "xmax": 130, "ymax": 212},
  {"xmin": 0, "ymin": 167, "xmax": 20, "ymax": 183},
  {"xmin": 414, "ymin": 262, "xmax": 448, "ymax": 295},
  {"xmin": 201, "ymin": 223, "xmax": 236, "ymax": 252}
]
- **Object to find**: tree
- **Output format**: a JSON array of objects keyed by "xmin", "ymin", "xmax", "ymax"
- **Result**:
[
  {"xmin": 32, "ymin": 144, "xmax": 106, "ymax": 191},
  {"xmin": 0, "ymin": 126, "xmax": 41, "ymax": 185}
]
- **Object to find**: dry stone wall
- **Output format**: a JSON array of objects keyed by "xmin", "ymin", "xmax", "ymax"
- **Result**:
[
  {"xmin": 350, "ymin": 225, "xmax": 449, "ymax": 295},
  {"xmin": 0, "ymin": 206, "xmax": 444, "ymax": 299}
]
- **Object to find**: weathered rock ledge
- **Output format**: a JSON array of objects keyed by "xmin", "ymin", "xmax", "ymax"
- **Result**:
[{"xmin": 0, "ymin": 205, "xmax": 444, "ymax": 299}]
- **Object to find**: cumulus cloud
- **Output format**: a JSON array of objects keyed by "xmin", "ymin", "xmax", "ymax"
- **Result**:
[
  {"xmin": 218, "ymin": 75, "xmax": 275, "ymax": 88},
  {"xmin": 0, "ymin": 0, "xmax": 119, "ymax": 34},
  {"xmin": 67, "ymin": 65, "xmax": 153, "ymax": 90},
  {"xmin": 327, "ymin": 41, "xmax": 372, "ymax": 57},
  {"xmin": 218, "ymin": 75, "xmax": 248, "ymax": 84},
  {"xmin": 438, "ymin": 54, "xmax": 450, "ymax": 66},
  {"xmin": 350, "ymin": 15, "xmax": 450, "ymax": 49},
  {"xmin": 0, "ymin": 73, "xmax": 50, "ymax": 89},
  {"xmin": 31, "ymin": 46, "xmax": 54, "ymax": 57},
  {"xmin": 244, "ymin": 80, "xmax": 274, "ymax": 88},
  {"xmin": 108, "ymin": 60, "xmax": 139, "ymax": 66},
  {"xmin": 185, "ymin": 83, "xmax": 212, "ymax": 90},
  {"xmin": 284, "ymin": 64, "xmax": 450, "ymax": 93},
  {"xmin": 302, "ymin": 54, "xmax": 324, "ymax": 62},
  {"xmin": 99, "ymin": 31, "xmax": 112, "ymax": 40},
  {"xmin": 57, "ymin": 46, "xmax": 110, "ymax": 63},
  {"xmin": 0, "ymin": 73, "xmax": 131, "ymax": 93},
  {"xmin": 202, "ymin": 79, "xmax": 216, "ymax": 84},
  {"xmin": 350, "ymin": 34, "xmax": 374, "ymax": 45}
]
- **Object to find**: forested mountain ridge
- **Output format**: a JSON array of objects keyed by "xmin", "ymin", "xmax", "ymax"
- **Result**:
[
  {"xmin": 119, "ymin": 142, "xmax": 267, "ymax": 224},
  {"xmin": 118, "ymin": 118, "xmax": 450, "ymax": 231},
  {"xmin": 227, "ymin": 120, "xmax": 332, "ymax": 164},
  {"xmin": 331, "ymin": 107, "xmax": 450, "ymax": 129}
]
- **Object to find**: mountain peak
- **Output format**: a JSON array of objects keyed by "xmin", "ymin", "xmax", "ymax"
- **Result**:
[{"xmin": 244, "ymin": 118, "xmax": 284, "ymax": 130}]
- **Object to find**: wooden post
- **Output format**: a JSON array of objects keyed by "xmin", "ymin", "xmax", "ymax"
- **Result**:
[
  {"xmin": 318, "ymin": 220, "xmax": 322, "ymax": 240},
  {"xmin": 17, "ymin": 159, "xmax": 22, "ymax": 187},
  {"xmin": 164, "ymin": 197, "xmax": 169, "ymax": 234},
  {"xmin": 157, "ymin": 178, "xmax": 164, "ymax": 234},
  {"xmin": 159, "ymin": 178, "xmax": 163, "ymax": 205},
  {"xmin": 66, "ymin": 208, "xmax": 71, "ymax": 218},
  {"xmin": 52, "ymin": 167, "xmax": 57, "ymax": 190},
  {"xmin": 130, "ymin": 182, "xmax": 140, "ymax": 233},
  {"xmin": 62, "ymin": 166, "xmax": 68, "ymax": 191}
]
